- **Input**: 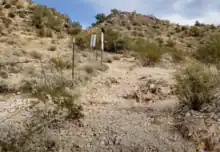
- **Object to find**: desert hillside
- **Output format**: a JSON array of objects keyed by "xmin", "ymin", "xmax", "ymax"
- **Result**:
[{"xmin": 0, "ymin": 1, "xmax": 220, "ymax": 152}]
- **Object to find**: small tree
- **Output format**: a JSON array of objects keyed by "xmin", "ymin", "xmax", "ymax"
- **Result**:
[
  {"xmin": 95, "ymin": 13, "xmax": 106, "ymax": 24},
  {"xmin": 111, "ymin": 9, "xmax": 120, "ymax": 14},
  {"xmin": 195, "ymin": 20, "xmax": 200, "ymax": 26},
  {"xmin": 72, "ymin": 21, "xmax": 82, "ymax": 29}
]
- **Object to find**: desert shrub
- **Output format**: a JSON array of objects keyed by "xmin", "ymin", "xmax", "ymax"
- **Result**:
[
  {"xmin": 95, "ymin": 13, "xmax": 106, "ymax": 24},
  {"xmin": 75, "ymin": 31, "xmax": 90, "ymax": 49},
  {"xmin": 132, "ymin": 20, "xmax": 142, "ymax": 26},
  {"xmin": 67, "ymin": 21, "xmax": 82, "ymax": 35},
  {"xmin": 50, "ymin": 57, "xmax": 71, "ymax": 70},
  {"xmin": 0, "ymin": 24, "xmax": 4, "ymax": 34},
  {"xmin": 111, "ymin": 9, "xmax": 120, "ymax": 14},
  {"xmin": 168, "ymin": 48, "xmax": 184, "ymax": 63},
  {"xmin": 187, "ymin": 43, "xmax": 192, "ymax": 48},
  {"xmin": 126, "ymin": 25, "xmax": 131, "ymax": 30},
  {"xmin": 30, "ymin": 50, "xmax": 42, "ymax": 59},
  {"xmin": 104, "ymin": 28, "xmax": 126, "ymax": 52},
  {"xmin": 112, "ymin": 55, "xmax": 120, "ymax": 60},
  {"xmin": 156, "ymin": 37, "xmax": 164, "ymax": 45},
  {"xmin": 195, "ymin": 20, "xmax": 201, "ymax": 26},
  {"xmin": 83, "ymin": 65, "xmax": 94, "ymax": 74},
  {"xmin": 210, "ymin": 24, "xmax": 216, "ymax": 30},
  {"xmin": 67, "ymin": 27, "xmax": 81, "ymax": 35},
  {"xmin": 2, "ymin": 17, "xmax": 12, "ymax": 28},
  {"xmin": 8, "ymin": 12, "xmax": 15, "ymax": 18},
  {"xmin": 0, "ymin": 11, "xmax": 4, "ymax": 17},
  {"xmin": 131, "ymin": 31, "xmax": 138, "ymax": 36},
  {"xmin": 175, "ymin": 62, "xmax": 219, "ymax": 110},
  {"xmin": 190, "ymin": 26, "xmax": 203, "ymax": 37},
  {"xmin": 166, "ymin": 39, "xmax": 175, "ymax": 47},
  {"xmin": 194, "ymin": 34, "xmax": 220, "ymax": 65},
  {"xmin": 31, "ymin": 5, "xmax": 62, "ymax": 32},
  {"xmin": 132, "ymin": 39, "xmax": 163, "ymax": 66},
  {"xmin": 4, "ymin": 3, "xmax": 11, "ymax": 9},
  {"xmin": 18, "ymin": 11, "xmax": 25, "ymax": 18},
  {"xmin": 104, "ymin": 56, "xmax": 113, "ymax": 63},
  {"xmin": 181, "ymin": 26, "xmax": 188, "ymax": 31},
  {"xmin": 37, "ymin": 28, "xmax": 53, "ymax": 37},
  {"xmin": 48, "ymin": 45, "xmax": 57, "ymax": 51},
  {"xmin": 33, "ymin": 85, "xmax": 83, "ymax": 120}
]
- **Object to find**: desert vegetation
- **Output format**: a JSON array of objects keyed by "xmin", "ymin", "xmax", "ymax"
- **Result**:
[{"xmin": 1, "ymin": 1, "xmax": 220, "ymax": 152}]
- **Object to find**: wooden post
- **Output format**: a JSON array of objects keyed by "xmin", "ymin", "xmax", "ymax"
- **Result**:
[{"xmin": 72, "ymin": 37, "xmax": 75, "ymax": 87}]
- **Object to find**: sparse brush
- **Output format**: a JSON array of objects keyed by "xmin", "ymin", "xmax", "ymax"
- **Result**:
[
  {"xmin": 30, "ymin": 50, "xmax": 42, "ymax": 59},
  {"xmin": 48, "ymin": 45, "xmax": 57, "ymax": 51},
  {"xmin": 75, "ymin": 31, "xmax": 90, "ymax": 49},
  {"xmin": 4, "ymin": 3, "xmax": 11, "ymax": 9},
  {"xmin": 166, "ymin": 39, "xmax": 175, "ymax": 47},
  {"xmin": 168, "ymin": 48, "xmax": 184, "ymax": 63},
  {"xmin": 112, "ymin": 55, "xmax": 120, "ymax": 60},
  {"xmin": 175, "ymin": 61, "xmax": 220, "ymax": 110},
  {"xmin": 33, "ymin": 85, "xmax": 83, "ymax": 119},
  {"xmin": 37, "ymin": 28, "xmax": 53, "ymax": 37},
  {"xmin": 50, "ymin": 57, "xmax": 71, "ymax": 70},
  {"xmin": 2, "ymin": 17, "xmax": 12, "ymax": 28},
  {"xmin": 131, "ymin": 39, "xmax": 163, "ymax": 66},
  {"xmin": 31, "ymin": 5, "xmax": 62, "ymax": 32},
  {"xmin": 104, "ymin": 56, "xmax": 113, "ymax": 63},
  {"xmin": 83, "ymin": 65, "xmax": 94, "ymax": 74},
  {"xmin": 8, "ymin": 12, "xmax": 15, "ymax": 18},
  {"xmin": 194, "ymin": 34, "xmax": 220, "ymax": 66}
]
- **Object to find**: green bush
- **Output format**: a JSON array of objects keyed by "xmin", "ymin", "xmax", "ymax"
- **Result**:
[
  {"xmin": 175, "ymin": 62, "xmax": 219, "ymax": 110},
  {"xmin": 50, "ymin": 57, "xmax": 71, "ymax": 70},
  {"xmin": 48, "ymin": 45, "xmax": 57, "ymax": 51},
  {"xmin": 37, "ymin": 28, "xmax": 53, "ymax": 37},
  {"xmin": 75, "ymin": 31, "xmax": 90, "ymax": 49},
  {"xmin": 190, "ymin": 26, "xmax": 203, "ymax": 37},
  {"xmin": 8, "ymin": 12, "xmax": 15, "ymax": 18},
  {"xmin": 194, "ymin": 34, "xmax": 220, "ymax": 65},
  {"xmin": 132, "ymin": 39, "xmax": 163, "ymax": 66},
  {"xmin": 33, "ymin": 85, "xmax": 83, "ymax": 120},
  {"xmin": 31, "ymin": 5, "xmax": 62, "ymax": 32},
  {"xmin": 166, "ymin": 39, "xmax": 175, "ymax": 47},
  {"xmin": 2, "ymin": 17, "xmax": 12, "ymax": 28},
  {"xmin": 95, "ymin": 13, "xmax": 106, "ymax": 24},
  {"xmin": 67, "ymin": 21, "xmax": 82, "ymax": 35},
  {"xmin": 111, "ymin": 9, "xmax": 120, "ymax": 14},
  {"xmin": 168, "ymin": 48, "xmax": 184, "ymax": 63},
  {"xmin": 104, "ymin": 28, "xmax": 126, "ymax": 52}
]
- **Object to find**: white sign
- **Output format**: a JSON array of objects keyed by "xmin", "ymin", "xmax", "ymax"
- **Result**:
[
  {"xmin": 90, "ymin": 35, "xmax": 96, "ymax": 48},
  {"xmin": 101, "ymin": 32, "xmax": 104, "ymax": 50}
]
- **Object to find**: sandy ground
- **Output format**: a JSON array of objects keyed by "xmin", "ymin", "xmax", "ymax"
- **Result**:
[{"xmin": 0, "ymin": 56, "xmax": 196, "ymax": 152}]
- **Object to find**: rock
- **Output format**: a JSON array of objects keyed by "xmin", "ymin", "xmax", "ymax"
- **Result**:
[
  {"xmin": 185, "ymin": 112, "xmax": 191, "ymax": 117},
  {"xmin": 149, "ymin": 84, "xmax": 157, "ymax": 94},
  {"xmin": 143, "ymin": 93, "xmax": 153, "ymax": 102}
]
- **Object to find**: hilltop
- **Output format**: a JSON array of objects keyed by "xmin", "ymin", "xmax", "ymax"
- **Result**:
[{"xmin": 90, "ymin": 9, "xmax": 219, "ymax": 51}]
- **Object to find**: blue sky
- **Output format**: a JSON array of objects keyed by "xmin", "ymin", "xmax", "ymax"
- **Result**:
[{"xmin": 33, "ymin": 0, "xmax": 220, "ymax": 28}]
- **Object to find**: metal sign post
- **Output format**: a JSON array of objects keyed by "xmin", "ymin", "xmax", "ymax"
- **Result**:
[{"xmin": 101, "ymin": 28, "xmax": 105, "ymax": 65}]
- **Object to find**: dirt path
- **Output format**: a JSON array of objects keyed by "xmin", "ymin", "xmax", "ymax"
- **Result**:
[{"xmin": 69, "ymin": 57, "xmax": 195, "ymax": 152}]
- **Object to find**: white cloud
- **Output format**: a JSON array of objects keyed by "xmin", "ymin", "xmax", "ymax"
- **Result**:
[{"xmin": 82, "ymin": 0, "xmax": 220, "ymax": 25}]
